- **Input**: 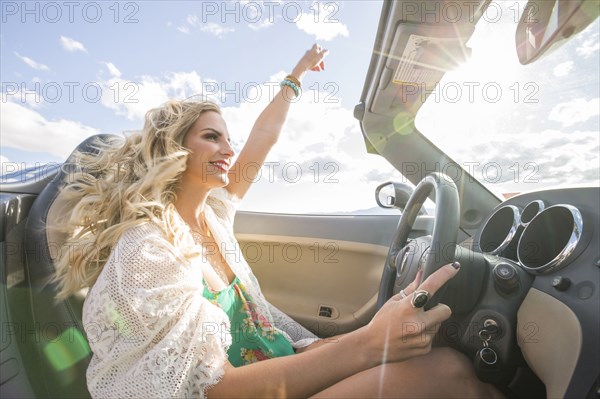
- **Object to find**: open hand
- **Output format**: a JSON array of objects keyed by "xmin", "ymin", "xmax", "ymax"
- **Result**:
[{"xmin": 295, "ymin": 44, "xmax": 329, "ymax": 74}]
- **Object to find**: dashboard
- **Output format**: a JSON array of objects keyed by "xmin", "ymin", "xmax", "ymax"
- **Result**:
[{"xmin": 474, "ymin": 187, "xmax": 599, "ymax": 398}]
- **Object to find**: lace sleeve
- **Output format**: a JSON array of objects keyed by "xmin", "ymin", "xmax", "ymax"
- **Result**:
[
  {"xmin": 83, "ymin": 223, "xmax": 231, "ymax": 399},
  {"xmin": 267, "ymin": 302, "xmax": 319, "ymax": 349}
]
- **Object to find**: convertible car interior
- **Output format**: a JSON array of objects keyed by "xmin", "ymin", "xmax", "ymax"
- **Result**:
[{"xmin": 1, "ymin": 1, "xmax": 598, "ymax": 398}]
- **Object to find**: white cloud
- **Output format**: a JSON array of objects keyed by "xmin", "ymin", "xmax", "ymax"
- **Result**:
[
  {"xmin": 101, "ymin": 77, "xmax": 168, "ymax": 121},
  {"xmin": 100, "ymin": 71, "xmax": 211, "ymax": 121},
  {"xmin": 248, "ymin": 19, "xmax": 273, "ymax": 31},
  {"xmin": 553, "ymin": 61, "xmax": 574, "ymax": 77},
  {"xmin": 164, "ymin": 71, "xmax": 205, "ymax": 98},
  {"xmin": 497, "ymin": 130, "xmax": 600, "ymax": 193},
  {"xmin": 1, "ymin": 86, "xmax": 43, "ymax": 109},
  {"xmin": 186, "ymin": 14, "xmax": 198, "ymax": 26},
  {"xmin": 295, "ymin": 2, "xmax": 349, "ymax": 41},
  {"xmin": 105, "ymin": 62, "xmax": 122, "ymax": 78},
  {"xmin": 176, "ymin": 14, "xmax": 198, "ymax": 34},
  {"xmin": 200, "ymin": 22, "xmax": 235, "ymax": 38},
  {"xmin": 0, "ymin": 101, "xmax": 99, "ymax": 159},
  {"xmin": 177, "ymin": 25, "xmax": 190, "ymax": 34},
  {"xmin": 14, "ymin": 52, "xmax": 49, "ymax": 71},
  {"xmin": 549, "ymin": 98, "xmax": 600, "ymax": 127},
  {"xmin": 413, "ymin": 126, "xmax": 600, "ymax": 197},
  {"xmin": 577, "ymin": 39, "xmax": 600, "ymax": 58},
  {"xmin": 576, "ymin": 21, "xmax": 599, "ymax": 58},
  {"xmin": 176, "ymin": 14, "xmax": 234, "ymax": 37},
  {"xmin": 239, "ymin": 0, "xmax": 282, "ymax": 28},
  {"xmin": 60, "ymin": 36, "xmax": 87, "ymax": 53}
]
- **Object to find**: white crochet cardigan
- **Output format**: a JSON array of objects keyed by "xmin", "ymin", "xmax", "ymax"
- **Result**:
[{"xmin": 83, "ymin": 188, "xmax": 317, "ymax": 398}]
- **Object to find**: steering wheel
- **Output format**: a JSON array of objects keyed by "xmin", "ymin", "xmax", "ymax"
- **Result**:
[{"xmin": 376, "ymin": 172, "xmax": 460, "ymax": 309}]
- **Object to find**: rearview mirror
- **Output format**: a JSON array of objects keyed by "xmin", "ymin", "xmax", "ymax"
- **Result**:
[{"xmin": 516, "ymin": 0, "xmax": 599, "ymax": 64}]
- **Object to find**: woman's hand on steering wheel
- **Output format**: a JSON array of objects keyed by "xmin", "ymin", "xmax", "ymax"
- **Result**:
[{"xmin": 360, "ymin": 262, "xmax": 461, "ymax": 367}]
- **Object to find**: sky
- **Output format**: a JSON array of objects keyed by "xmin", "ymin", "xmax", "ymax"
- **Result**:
[
  {"xmin": 1, "ymin": 1, "xmax": 599, "ymax": 213},
  {"xmin": 416, "ymin": 2, "xmax": 600, "ymax": 196}
]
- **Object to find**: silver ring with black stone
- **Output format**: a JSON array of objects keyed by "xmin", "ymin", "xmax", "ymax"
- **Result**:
[{"xmin": 411, "ymin": 290, "xmax": 430, "ymax": 308}]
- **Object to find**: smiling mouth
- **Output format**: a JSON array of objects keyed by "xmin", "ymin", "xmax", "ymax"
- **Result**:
[{"xmin": 209, "ymin": 161, "xmax": 230, "ymax": 173}]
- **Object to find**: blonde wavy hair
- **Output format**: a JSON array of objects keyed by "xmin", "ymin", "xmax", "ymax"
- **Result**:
[{"xmin": 53, "ymin": 100, "xmax": 221, "ymax": 300}]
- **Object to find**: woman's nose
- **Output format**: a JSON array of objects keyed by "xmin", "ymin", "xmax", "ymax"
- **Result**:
[{"xmin": 222, "ymin": 140, "xmax": 235, "ymax": 157}]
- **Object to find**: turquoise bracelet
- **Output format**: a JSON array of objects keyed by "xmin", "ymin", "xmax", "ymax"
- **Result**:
[{"xmin": 280, "ymin": 79, "xmax": 300, "ymax": 97}]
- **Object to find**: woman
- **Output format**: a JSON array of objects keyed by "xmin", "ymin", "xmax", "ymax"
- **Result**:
[{"xmin": 54, "ymin": 45, "xmax": 501, "ymax": 398}]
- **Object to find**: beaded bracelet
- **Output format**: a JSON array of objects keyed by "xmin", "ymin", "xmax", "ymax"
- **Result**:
[
  {"xmin": 285, "ymin": 74, "xmax": 301, "ymax": 88},
  {"xmin": 280, "ymin": 78, "xmax": 300, "ymax": 97}
]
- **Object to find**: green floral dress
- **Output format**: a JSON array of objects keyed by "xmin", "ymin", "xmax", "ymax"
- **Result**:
[{"xmin": 203, "ymin": 276, "xmax": 295, "ymax": 366}]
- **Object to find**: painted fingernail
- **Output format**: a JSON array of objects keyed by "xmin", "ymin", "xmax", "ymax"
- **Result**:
[{"xmin": 451, "ymin": 261, "xmax": 461, "ymax": 270}]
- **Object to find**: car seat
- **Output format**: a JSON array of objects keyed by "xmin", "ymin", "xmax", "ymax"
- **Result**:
[{"xmin": 23, "ymin": 134, "xmax": 118, "ymax": 398}]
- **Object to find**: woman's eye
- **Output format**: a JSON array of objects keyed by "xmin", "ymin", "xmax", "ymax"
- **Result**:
[{"xmin": 205, "ymin": 134, "xmax": 218, "ymax": 141}]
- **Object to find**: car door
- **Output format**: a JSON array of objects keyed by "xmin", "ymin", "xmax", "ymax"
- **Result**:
[{"xmin": 234, "ymin": 209, "xmax": 436, "ymax": 336}]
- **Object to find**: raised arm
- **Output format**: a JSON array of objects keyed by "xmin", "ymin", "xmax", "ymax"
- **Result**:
[{"xmin": 225, "ymin": 44, "xmax": 329, "ymax": 199}]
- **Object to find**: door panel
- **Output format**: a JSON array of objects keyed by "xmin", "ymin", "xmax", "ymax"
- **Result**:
[{"xmin": 234, "ymin": 212, "xmax": 435, "ymax": 337}]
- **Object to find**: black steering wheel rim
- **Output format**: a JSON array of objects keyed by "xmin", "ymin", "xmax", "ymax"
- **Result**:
[{"xmin": 376, "ymin": 172, "xmax": 460, "ymax": 309}]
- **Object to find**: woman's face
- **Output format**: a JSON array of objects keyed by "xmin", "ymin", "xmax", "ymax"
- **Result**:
[{"xmin": 182, "ymin": 111, "xmax": 235, "ymax": 188}]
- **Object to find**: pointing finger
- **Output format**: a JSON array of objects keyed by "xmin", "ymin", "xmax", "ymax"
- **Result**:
[{"xmin": 417, "ymin": 262, "xmax": 460, "ymax": 298}]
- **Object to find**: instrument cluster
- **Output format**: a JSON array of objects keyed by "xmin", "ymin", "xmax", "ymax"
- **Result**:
[{"xmin": 477, "ymin": 200, "xmax": 584, "ymax": 274}]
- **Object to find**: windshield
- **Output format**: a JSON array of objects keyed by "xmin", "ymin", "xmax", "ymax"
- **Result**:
[{"xmin": 416, "ymin": 1, "xmax": 600, "ymax": 198}]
